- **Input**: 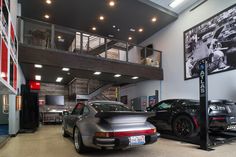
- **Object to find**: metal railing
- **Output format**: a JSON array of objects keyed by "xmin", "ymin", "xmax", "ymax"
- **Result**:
[{"xmin": 18, "ymin": 16, "xmax": 162, "ymax": 68}]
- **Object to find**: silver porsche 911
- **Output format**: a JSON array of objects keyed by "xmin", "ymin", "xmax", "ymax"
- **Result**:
[{"xmin": 62, "ymin": 100, "xmax": 160, "ymax": 153}]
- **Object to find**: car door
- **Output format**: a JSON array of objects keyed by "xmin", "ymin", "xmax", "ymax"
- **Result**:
[
  {"xmin": 149, "ymin": 100, "xmax": 174, "ymax": 131},
  {"xmin": 67, "ymin": 103, "xmax": 84, "ymax": 134}
]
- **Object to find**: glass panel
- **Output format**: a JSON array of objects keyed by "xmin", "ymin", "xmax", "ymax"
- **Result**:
[
  {"xmin": 128, "ymin": 45, "xmax": 142, "ymax": 64},
  {"xmin": 23, "ymin": 20, "xmax": 51, "ymax": 48},
  {"xmin": 19, "ymin": 17, "xmax": 162, "ymax": 68},
  {"xmin": 105, "ymin": 40, "xmax": 128, "ymax": 61},
  {"xmin": 54, "ymin": 25, "xmax": 76, "ymax": 52}
]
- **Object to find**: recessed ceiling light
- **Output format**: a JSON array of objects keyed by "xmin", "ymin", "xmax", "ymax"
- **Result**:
[
  {"xmin": 34, "ymin": 64, "xmax": 43, "ymax": 68},
  {"xmin": 94, "ymin": 71, "xmax": 101, "ymax": 75},
  {"xmin": 169, "ymin": 0, "xmax": 185, "ymax": 8},
  {"xmin": 46, "ymin": 0, "xmax": 52, "ymax": 4},
  {"xmin": 67, "ymin": 72, "xmax": 71, "ymax": 75},
  {"xmin": 92, "ymin": 27, "xmax": 97, "ymax": 31},
  {"xmin": 57, "ymin": 35, "xmax": 62, "ymax": 39},
  {"xmin": 151, "ymin": 17, "xmax": 157, "ymax": 22},
  {"xmin": 128, "ymin": 37, "xmax": 132, "ymax": 40},
  {"xmin": 99, "ymin": 16, "xmax": 105, "ymax": 21},
  {"xmin": 114, "ymin": 74, "xmax": 121, "ymax": 78},
  {"xmin": 56, "ymin": 77, "xmax": 63, "ymax": 82},
  {"xmin": 62, "ymin": 68, "xmax": 70, "ymax": 71},
  {"xmin": 131, "ymin": 76, "xmax": 139, "ymax": 80},
  {"xmin": 130, "ymin": 28, "xmax": 136, "ymax": 32},
  {"xmin": 109, "ymin": 1, "xmax": 115, "ymax": 7},
  {"xmin": 44, "ymin": 14, "xmax": 50, "ymax": 19},
  {"xmin": 138, "ymin": 28, "xmax": 143, "ymax": 32},
  {"xmin": 113, "ymin": 25, "xmax": 116, "ymax": 28},
  {"xmin": 35, "ymin": 75, "xmax": 41, "ymax": 81}
]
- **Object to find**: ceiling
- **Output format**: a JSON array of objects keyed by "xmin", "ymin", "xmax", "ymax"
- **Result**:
[
  {"xmin": 20, "ymin": 63, "xmax": 146, "ymax": 85},
  {"xmin": 19, "ymin": 0, "xmax": 180, "ymax": 44},
  {"xmin": 18, "ymin": 0, "xmax": 199, "ymax": 85},
  {"xmin": 142, "ymin": 0, "xmax": 201, "ymax": 14}
]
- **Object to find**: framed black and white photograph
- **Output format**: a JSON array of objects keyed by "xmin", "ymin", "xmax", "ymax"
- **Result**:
[{"xmin": 184, "ymin": 4, "xmax": 236, "ymax": 80}]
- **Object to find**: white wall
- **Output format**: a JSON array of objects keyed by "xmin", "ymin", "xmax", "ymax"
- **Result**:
[
  {"xmin": 120, "ymin": 80, "xmax": 161, "ymax": 106},
  {"xmin": 8, "ymin": 0, "xmax": 23, "ymax": 135},
  {"xmin": 121, "ymin": 0, "xmax": 236, "ymax": 102}
]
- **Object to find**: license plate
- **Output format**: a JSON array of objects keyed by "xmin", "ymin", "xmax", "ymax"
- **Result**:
[{"xmin": 129, "ymin": 135, "xmax": 145, "ymax": 145}]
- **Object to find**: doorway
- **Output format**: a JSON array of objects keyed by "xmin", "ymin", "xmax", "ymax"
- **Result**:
[{"xmin": 0, "ymin": 95, "xmax": 9, "ymax": 144}]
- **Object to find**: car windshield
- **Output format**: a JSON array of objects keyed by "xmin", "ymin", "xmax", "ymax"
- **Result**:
[{"xmin": 91, "ymin": 102, "xmax": 132, "ymax": 112}]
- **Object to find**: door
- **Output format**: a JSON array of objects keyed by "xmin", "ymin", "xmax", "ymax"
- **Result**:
[
  {"xmin": 149, "ymin": 100, "xmax": 173, "ymax": 131},
  {"xmin": 66, "ymin": 103, "xmax": 84, "ymax": 134}
]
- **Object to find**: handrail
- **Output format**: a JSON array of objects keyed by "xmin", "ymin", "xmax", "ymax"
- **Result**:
[
  {"xmin": 18, "ymin": 16, "xmax": 163, "ymax": 68},
  {"xmin": 17, "ymin": 16, "xmax": 162, "ymax": 52}
]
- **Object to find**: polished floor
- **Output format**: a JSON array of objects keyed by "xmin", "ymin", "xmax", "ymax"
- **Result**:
[{"xmin": 1, "ymin": 125, "xmax": 236, "ymax": 157}]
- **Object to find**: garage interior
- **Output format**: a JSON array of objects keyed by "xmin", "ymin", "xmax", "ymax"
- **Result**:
[{"xmin": 1, "ymin": 0, "xmax": 236, "ymax": 156}]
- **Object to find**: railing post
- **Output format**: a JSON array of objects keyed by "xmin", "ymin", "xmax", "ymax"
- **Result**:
[
  {"xmin": 19, "ymin": 18, "xmax": 24, "ymax": 44},
  {"xmin": 87, "ymin": 36, "xmax": 90, "ymax": 52},
  {"xmin": 160, "ymin": 51, "xmax": 162, "ymax": 68},
  {"xmin": 51, "ymin": 24, "xmax": 55, "ymax": 49},
  {"xmin": 105, "ymin": 38, "xmax": 108, "ymax": 58},
  {"xmin": 80, "ymin": 33, "xmax": 83, "ymax": 53},
  {"xmin": 126, "ymin": 42, "xmax": 129, "ymax": 62},
  {"xmin": 144, "ymin": 47, "xmax": 147, "ymax": 59}
]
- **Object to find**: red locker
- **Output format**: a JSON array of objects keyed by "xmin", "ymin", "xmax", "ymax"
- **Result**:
[{"xmin": 1, "ymin": 39, "xmax": 8, "ymax": 82}]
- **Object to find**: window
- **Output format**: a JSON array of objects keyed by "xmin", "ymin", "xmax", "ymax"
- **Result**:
[
  {"xmin": 91, "ymin": 102, "xmax": 131, "ymax": 112},
  {"xmin": 153, "ymin": 101, "xmax": 173, "ymax": 111},
  {"xmin": 72, "ymin": 103, "xmax": 85, "ymax": 115},
  {"xmin": 82, "ymin": 106, "xmax": 90, "ymax": 116}
]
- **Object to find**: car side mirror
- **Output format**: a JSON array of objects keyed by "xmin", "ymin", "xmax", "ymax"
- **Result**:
[
  {"xmin": 63, "ymin": 111, "xmax": 70, "ymax": 116},
  {"xmin": 146, "ymin": 107, "xmax": 152, "ymax": 112}
]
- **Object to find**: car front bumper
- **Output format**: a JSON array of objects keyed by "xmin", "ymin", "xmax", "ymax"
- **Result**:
[{"xmin": 93, "ymin": 133, "xmax": 160, "ymax": 149}]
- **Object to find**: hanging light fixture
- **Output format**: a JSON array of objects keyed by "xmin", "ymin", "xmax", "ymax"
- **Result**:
[{"xmin": 2, "ymin": 95, "xmax": 9, "ymax": 114}]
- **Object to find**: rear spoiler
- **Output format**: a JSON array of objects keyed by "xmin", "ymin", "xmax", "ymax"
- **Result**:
[{"xmin": 95, "ymin": 111, "xmax": 155, "ymax": 118}]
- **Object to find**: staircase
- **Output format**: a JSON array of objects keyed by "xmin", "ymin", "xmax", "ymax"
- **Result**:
[
  {"xmin": 68, "ymin": 78, "xmax": 117, "ymax": 101},
  {"xmin": 91, "ymin": 86, "xmax": 117, "ymax": 101}
]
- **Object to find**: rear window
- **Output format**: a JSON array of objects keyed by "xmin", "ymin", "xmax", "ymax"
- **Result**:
[{"xmin": 91, "ymin": 102, "xmax": 131, "ymax": 112}]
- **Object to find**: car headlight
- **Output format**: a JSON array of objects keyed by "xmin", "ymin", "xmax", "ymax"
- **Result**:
[{"xmin": 209, "ymin": 105, "xmax": 226, "ymax": 111}]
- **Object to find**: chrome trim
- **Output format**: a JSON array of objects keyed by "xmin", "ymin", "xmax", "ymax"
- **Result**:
[{"xmin": 96, "ymin": 138, "xmax": 115, "ymax": 142}]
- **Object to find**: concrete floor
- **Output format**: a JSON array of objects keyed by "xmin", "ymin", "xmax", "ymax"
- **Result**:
[{"xmin": 1, "ymin": 125, "xmax": 236, "ymax": 157}]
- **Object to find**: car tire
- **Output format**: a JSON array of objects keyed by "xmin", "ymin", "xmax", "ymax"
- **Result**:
[
  {"xmin": 74, "ymin": 127, "xmax": 86, "ymax": 154},
  {"xmin": 173, "ymin": 115, "xmax": 195, "ymax": 138}
]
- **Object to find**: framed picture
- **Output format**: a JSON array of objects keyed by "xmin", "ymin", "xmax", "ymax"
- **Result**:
[
  {"xmin": 148, "ymin": 95, "xmax": 156, "ymax": 107},
  {"xmin": 184, "ymin": 4, "xmax": 236, "ymax": 80}
]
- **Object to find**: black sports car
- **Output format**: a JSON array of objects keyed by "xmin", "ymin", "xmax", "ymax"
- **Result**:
[{"xmin": 147, "ymin": 99, "xmax": 236, "ymax": 138}]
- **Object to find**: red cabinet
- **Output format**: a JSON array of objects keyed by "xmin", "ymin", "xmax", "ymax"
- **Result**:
[{"xmin": 1, "ymin": 39, "xmax": 8, "ymax": 82}]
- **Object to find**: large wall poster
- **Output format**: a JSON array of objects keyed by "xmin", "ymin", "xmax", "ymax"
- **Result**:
[{"xmin": 184, "ymin": 4, "xmax": 236, "ymax": 80}]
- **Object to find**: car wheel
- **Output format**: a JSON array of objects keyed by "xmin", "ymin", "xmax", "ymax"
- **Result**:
[
  {"xmin": 62, "ymin": 127, "xmax": 69, "ymax": 137},
  {"xmin": 74, "ymin": 127, "xmax": 86, "ymax": 153},
  {"xmin": 173, "ymin": 115, "xmax": 195, "ymax": 138}
]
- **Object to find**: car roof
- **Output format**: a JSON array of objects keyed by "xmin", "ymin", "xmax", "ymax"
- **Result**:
[
  {"xmin": 160, "ymin": 99, "xmax": 234, "ymax": 103},
  {"xmin": 160, "ymin": 99, "xmax": 199, "ymax": 102},
  {"xmin": 89, "ymin": 100, "xmax": 124, "ymax": 104}
]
